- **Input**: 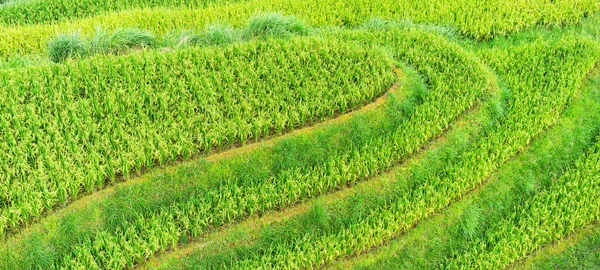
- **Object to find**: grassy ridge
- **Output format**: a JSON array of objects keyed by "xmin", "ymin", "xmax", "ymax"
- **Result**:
[
  {"xmin": 527, "ymin": 224, "xmax": 600, "ymax": 269},
  {"xmin": 46, "ymin": 14, "xmax": 310, "ymax": 63},
  {"xmin": 0, "ymin": 37, "xmax": 396, "ymax": 237},
  {"xmin": 0, "ymin": 0, "xmax": 597, "ymax": 60}
]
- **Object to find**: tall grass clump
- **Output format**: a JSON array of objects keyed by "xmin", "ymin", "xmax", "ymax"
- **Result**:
[
  {"xmin": 244, "ymin": 13, "xmax": 310, "ymax": 39},
  {"xmin": 196, "ymin": 24, "xmax": 238, "ymax": 46},
  {"xmin": 48, "ymin": 32, "xmax": 88, "ymax": 62},
  {"xmin": 162, "ymin": 24, "xmax": 237, "ymax": 48},
  {"xmin": 49, "ymin": 27, "xmax": 158, "ymax": 62},
  {"xmin": 88, "ymin": 26, "xmax": 111, "ymax": 54},
  {"xmin": 162, "ymin": 30, "xmax": 198, "ymax": 48},
  {"xmin": 108, "ymin": 28, "xmax": 157, "ymax": 53}
]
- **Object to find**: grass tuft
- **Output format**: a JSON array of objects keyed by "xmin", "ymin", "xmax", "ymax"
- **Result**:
[
  {"xmin": 89, "ymin": 26, "xmax": 111, "ymax": 54},
  {"xmin": 195, "ymin": 24, "xmax": 238, "ymax": 46},
  {"xmin": 47, "ymin": 32, "xmax": 88, "ymax": 62},
  {"xmin": 108, "ymin": 28, "xmax": 157, "ymax": 53},
  {"xmin": 244, "ymin": 13, "xmax": 310, "ymax": 39},
  {"xmin": 162, "ymin": 30, "xmax": 198, "ymax": 48}
]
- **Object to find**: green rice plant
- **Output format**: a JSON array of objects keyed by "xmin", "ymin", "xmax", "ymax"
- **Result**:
[
  {"xmin": 156, "ymin": 63, "xmax": 600, "ymax": 269},
  {"xmin": 208, "ymin": 34, "xmax": 600, "ymax": 270},
  {"xmin": 244, "ymin": 13, "xmax": 310, "ymax": 39},
  {"xmin": 0, "ymin": 61, "xmax": 411, "ymax": 270},
  {"xmin": 47, "ymin": 32, "xmax": 88, "ymax": 62},
  {"xmin": 27, "ymin": 28, "xmax": 494, "ymax": 269},
  {"xmin": 149, "ymin": 71, "xmax": 497, "ymax": 270},
  {"xmin": 348, "ymin": 68, "xmax": 600, "ymax": 270},
  {"xmin": 448, "ymin": 137, "xmax": 600, "ymax": 269},
  {"xmin": 0, "ymin": 0, "xmax": 597, "ymax": 60},
  {"xmin": 0, "ymin": 37, "xmax": 396, "ymax": 238}
]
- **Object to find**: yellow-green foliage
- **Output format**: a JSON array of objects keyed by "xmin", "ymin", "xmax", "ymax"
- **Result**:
[
  {"xmin": 0, "ymin": 0, "xmax": 597, "ymax": 59},
  {"xmin": 450, "ymin": 137, "xmax": 600, "ymax": 269},
  {"xmin": 46, "ymin": 28, "xmax": 494, "ymax": 270},
  {"xmin": 0, "ymin": 0, "xmax": 234, "ymax": 26},
  {"xmin": 0, "ymin": 0, "xmax": 599, "ymax": 269},
  {"xmin": 0, "ymin": 37, "xmax": 395, "ymax": 236},
  {"xmin": 226, "ymin": 35, "xmax": 600, "ymax": 269}
]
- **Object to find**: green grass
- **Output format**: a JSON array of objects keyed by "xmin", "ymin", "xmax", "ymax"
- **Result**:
[
  {"xmin": 48, "ymin": 32, "xmax": 89, "ymax": 62},
  {"xmin": 46, "ymin": 14, "xmax": 309, "ymax": 62},
  {"xmin": 244, "ymin": 13, "xmax": 310, "ymax": 39},
  {"xmin": 528, "ymin": 224, "xmax": 600, "ymax": 269}
]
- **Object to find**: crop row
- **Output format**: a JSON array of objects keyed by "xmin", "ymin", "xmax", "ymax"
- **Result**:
[
  {"xmin": 4, "ymin": 0, "xmax": 593, "ymax": 32},
  {"xmin": 528, "ymin": 224, "xmax": 600, "ymax": 269},
  {"xmin": 148, "ymin": 56, "xmax": 503, "ymax": 270},
  {"xmin": 31, "ymin": 28, "xmax": 494, "ymax": 269},
  {"xmin": 446, "ymin": 69, "xmax": 600, "ymax": 267},
  {"xmin": 0, "ymin": 65, "xmax": 415, "ymax": 270},
  {"xmin": 0, "ymin": 0, "xmax": 234, "ymax": 26},
  {"xmin": 0, "ymin": 37, "xmax": 396, "ymax": 236},
  {"xmin": 0, "ymin": 0, "xmax": 598, "ymax": 60},
  {"xmin": 344, "ymin": 67, "xmax": 600, "ymax": 269},
  {"xmin": 0, "ymin": 65, "xmax": 412, "ymax": 270},
  {"xmin": 449, "ymin": 135, "xmax": 600, "ymax": 268},
  {"xmin": 216, "ymin": 36, "xmax": 600, "ymax": 269},
  {"xmin": 169, "ymin": 60, "xmax": 600, "ymax": 270}
]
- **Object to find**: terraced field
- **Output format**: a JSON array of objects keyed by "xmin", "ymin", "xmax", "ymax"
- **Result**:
[{"xmin": 0, "ymin": 0, "xmax": 599, "ymax": 269}]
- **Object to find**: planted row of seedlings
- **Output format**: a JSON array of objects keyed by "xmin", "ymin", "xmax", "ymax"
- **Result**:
[
  {"xmin": 4, "ymin": 28, "xmax": 494, "ymax": 269},
  {"xmin": 206, "ymin": 35, "xmax": 600, "ymax": 269},
  {"xmin": 0, "ymin": 0, "xmax": 598, "ymax": 59},
  {"xmin": 0, "ymin": 37, "xmax": 397, "ymax": 236}
]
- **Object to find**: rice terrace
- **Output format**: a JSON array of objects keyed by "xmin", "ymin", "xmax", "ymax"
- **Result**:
[{"xmin": 1, "ymin": 0, "xmax": 600, "ymax": 269}]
